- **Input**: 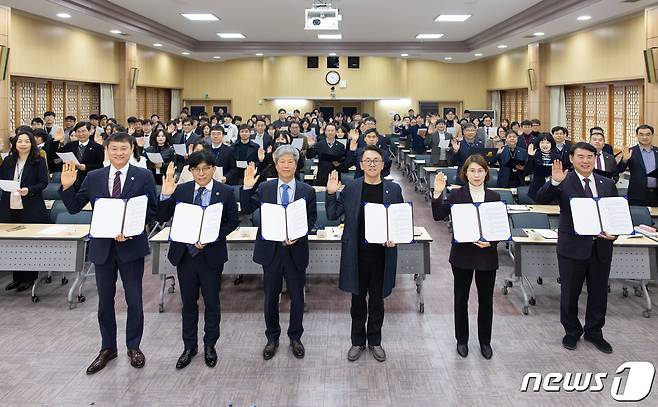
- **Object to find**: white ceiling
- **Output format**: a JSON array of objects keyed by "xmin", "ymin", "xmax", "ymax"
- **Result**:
[{"xmin": 1, "ymin": 0, "xmax": 656, "ymax": 62}]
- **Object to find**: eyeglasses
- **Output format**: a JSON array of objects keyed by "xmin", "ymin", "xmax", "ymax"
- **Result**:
[
  {"xmin": 361, "ymin": 159, "xmax": 383, "ymax": 166},
  {"xmin": 190, "ymin": 166, "xmax": 214, "ymax": 173}
]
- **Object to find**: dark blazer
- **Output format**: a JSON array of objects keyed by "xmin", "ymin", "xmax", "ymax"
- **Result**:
[
  {"xmin": 56, "ymin": 140, "xmax": 105, "ymax": 186},
  {"xmin": 59, "ymin": 165, "xmax": 157, "ymax": 264},
  {"xmin": 431, "ymin": 185, "xmax": 500, "ymax": 271},
  {"xmin": 306, "ymin": 140, "xmax": 346, "ymax": 186},
  {"xmin": 617, "ymin": 144, "xmax": 658, "ymax": 203},
  {"xmin": 492, "ymin": 146, "xmax": 528, "ymax": 188},
  {"xmin": 229, "ymin": 141, "xmax": 261, "ymax": 184},
  {"xmin": 326, "ymin": 178, "xmax": 404, "ymax": 298},
  {"xmin": 534, "ymin": 171, "xmax": 617, "ymax": 262},
  {"xmin": 451, "ymin": 139, "xmax": 485, "ymax": 173},
  {"xmin": 157, "ymin": 180, "xmax": 239, "ymax": 267},
  {"xmin": 344, "ymin": 147, "xmax": 392, "ymax": 179},
  {"xmin": 553, "ymin": 142, "xmax": 573, "ymax": 170},
  {"xmin": 240, "ymin": 179, "xmax": 317, "ymax": 271},
  {"xmin": 525, "ymin": 151, "xmax": 561, "ymax": 200},
  {"xmin": 0, "ymin": 156, "xmax": 49, "ymax": 223},
  {"xmin": 177, "ymin": 131, "xmax": 203, "ymax": 147},
  {"xmin": 594, "ymin": 151, "xmax": 619, "ymax": 181},
  {"xmin": 250, "ymin": 133, "xmax": 273, "ymax": 151}
]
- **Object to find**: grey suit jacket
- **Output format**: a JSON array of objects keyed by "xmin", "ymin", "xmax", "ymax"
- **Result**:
[{"xmin": 476, "ymin": 126, "xmax": 496, "ymax": 147}]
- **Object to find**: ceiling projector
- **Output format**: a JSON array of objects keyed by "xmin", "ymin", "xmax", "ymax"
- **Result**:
[{"xmin": 305, "ymin": 7, "xmax": 340, "ymax": 30}]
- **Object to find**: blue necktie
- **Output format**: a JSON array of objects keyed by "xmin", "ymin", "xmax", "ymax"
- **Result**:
[
  {"xmin": 188, "ymin": 188, "xmax": 205, "ymax": 256},
  {"xmin": 281, "ymin": 184, "xmax": 290, "ymax": 206}
]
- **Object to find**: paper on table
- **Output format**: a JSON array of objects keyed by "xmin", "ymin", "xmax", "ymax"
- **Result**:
[
  {"xmin": 450, "ymin": 203, "xmax": 481, "ymax": 243},
  {"xmin": 291, "ymin": 138, "xmax": 304, "ymax": 150},
  {"xmin": 37, "ymin": 225, "xmax": 75, "ymax": 235},
  {"xmin": 507, "ymin": 204, "xmax": 530, "ymax": 211},
  {"xmin": 570, "ymin": 198, "xmax": 602, "ymax": 236},
  {"xmin": 285, "ymin": 198, "xmax": 309, "ymax": 241},
  {"xmin": 122, "ymin": 195, "xmax": 148, "ymax": 237},
  {"xmin": 478, "ymin": 201, "xmax": 511, "ymax": 242},
  {"xmin": 0, "ymin": 180, "xmax": 20, "ymax": 192},
  {"xmin": 364, "ymin": 202, "xmax": 388, "ymax": 244},
  {"xmin": 199, "ymin": 202, "xmax": 224, "ymax": 244},
  {"xmin": 236, "ymin": 161, "xmax": 248, "ymax": 169},
  {"xmin": 260, "ymin": 203, "xmax": 286, "ymax": 242},
  {"xmin": 598, "ymin": 197, "xmax": 634, "ymax": 235},
  {"xmin": 90, "ymin": 198, "xmax": 125, "ymax": 238},
  {"xmin": 169, "ymin": 203, "xmax": 203, "ymax": 244},
  {"xmin": 56, "ymin": 152, "xmax": 80, "ymax": 165},
  {"xmin": 438, "ymin": 139, "xmax": 450, "ymax": 149},
  {"xmin": 534, "ymin": 229, "xmax": 558, "ymax": 239},
  {"xmin": 173, "ymin": 144, "xmax": 188, "ymax": 156},
  {"xmin": 146, "ymin": 152, "xmax": 164, "ymax": 164},
  {"xmin": 388, "ymin": 203, "xmax": 414, "ymax": 243}
]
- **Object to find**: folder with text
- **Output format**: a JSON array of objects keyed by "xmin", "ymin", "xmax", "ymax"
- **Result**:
[
  {"xmin": 90, "ymin": 195, "xmax": 148, "ymax": 238},
  {"xmin": 450, "ymin": 201, "xmax": 511, "ymax": 243},
  {"xmin": 169, "ymin": 202, "xmax": 224, "ymax": 245}
]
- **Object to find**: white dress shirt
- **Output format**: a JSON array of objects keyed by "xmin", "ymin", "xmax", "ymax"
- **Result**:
[
  {"xmin": 108, "ymin": 162, "xmax": 130, "ymax": 195},
  {"xmin": 551, "ymin": 170, "xmax": 598, "ymax": 197}
]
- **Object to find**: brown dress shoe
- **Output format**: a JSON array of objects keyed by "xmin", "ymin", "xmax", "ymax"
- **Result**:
[
  {"xmin": 127, "ymin": 348, "xmax": 145, "ymax": 368},
  {"xmin": 86, "ymin": 348, "xmax": 117, "ymax": 375}
]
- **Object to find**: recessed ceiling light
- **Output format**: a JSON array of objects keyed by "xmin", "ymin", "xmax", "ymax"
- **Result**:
[
  {"xmin": 56, "ymin": 13, "xmax": 71, "ymax": 18},
  {"xmin": 400, "ymin": 53, "xmax": 409, "ymax": 57},
  {"xmin": 435, "ymin": 14, "xmax": 471, "ymax": 22},
  {"xmin": 577, "ymin": 15, "xmax": 591, "ymax": 21},
  {"xmin": 328, "ymin": 53, "xmax": 337, "ymax": 56},
  {"xmin": 181, "ymin": 13, "xmax": 219, "ymax": 21},
  {"xmin": 217, "ymin": 33, "xmax": 245, "ymax": 39},
  {"xmin": 444, "ymin": 57, "xmax": 453, "ymax": 60},
  {"xmin": 497, "ymin": 44, "xmax": 508, "ymax": 49},
  {"xmin": 533, "ymin": 32, "xmax": 545, "ymax": 36},
  {"xmin": 181, "ymin": 52, "xmax": 190, "ymax": 55},
  {"xmin": 255, "ymin": 53, "xmax": 264, "ymax": 56},
  {"xmin": 213, "ymin": 56, "xmax": 222, "ymax": 59},
  {"xmin": 416, "ymin": 34, "xmax": 444, "ymax": 39},
  {"xmin": 153, "ymin": 43, "xmax": 163, "ymax": 47},
  {"xmin": 109, "ymin": 29, "xmax": 122, "ymax": 34},
  {"xmin": 318, "ymin": 34, "xmax": 342, "ymax": 39},
  {"xmin": 474, "ymin": 53, "xmax": 483, "ymax": 57}
]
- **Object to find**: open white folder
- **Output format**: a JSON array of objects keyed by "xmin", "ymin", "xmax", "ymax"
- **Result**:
[
  {"xmin": 56, "ymin": 152, "xmax": 80, "ymax": 166},
  {"xmin": 260, "ymin": 198, "xmax": 308, "ymax": 242},
  {"xmin": 569, "ymin": 197, "xmax": 633, "ymax": 236},
  {"xmin": 169, "ymin": 202, "xmax": 224, "ymax": 245},
  {"xmin": 90, "ymin": 195, "xmax": 148, "ymax": 238},
  {"xmin": 450, "ymin": 201, "xmax": 511, "ymax": 243},
  {"xmin": 364, "ymin": 202, "xmax": 414, "ymax": 244}
]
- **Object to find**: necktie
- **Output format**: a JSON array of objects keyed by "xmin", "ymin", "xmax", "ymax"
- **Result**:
[
  {"xmin": 111, "ymin": 171, "xmax": 121, "ymax": 198},
  {"xmin": 281, "ymin": 184, "xmax": 290, "ymax": 206},
  {"xmin": 78, "ymin": 143, "xmax": 86, "ymax": 160},
  {"xmin": 486, "ymin": 127, "xmax": 489, "ymax": 136},
  {"xmin": 583, "ymin": 178, "xmax": 593, "ymax": 198},
  {"xmin": 596, "ymin": 153, "xmax": 602, "ymax": 170},
  {"xmin": 188, "ymin": 188, "xmax": 205, "ymax": 256}
]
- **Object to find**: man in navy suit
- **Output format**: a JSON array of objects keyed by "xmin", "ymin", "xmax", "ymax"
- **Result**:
[
  {"xmin": 50, "ymin": 121, "xmax": 104, "ymax": 184},
  {"xmin": 59, "ymin": 132, "xmax": 157, "ymax": 374},
  {"xmin": 492, "ymin": 130, "xmax": 527, "ymax": 188},
  {"xmin": 617, "ymin": 124, "xmax": 658, "ymax": 206},
  {"xmin": 157, "ymin": 152, "xmax": 240, "ymax": 369},
  {"xmin": 535, "ymin": 142, "xmax": 617, "ymax": 354},
  {"xmin": 241, "ymin": 145, "xmax": 317, "ymax": 360},
  {"xmin": 250, "ymin": 118, "xmax": 273, "ymax": 151},
  {"xmin": 451, "ymin": 123, "xmax": 485, "ymax": 175},
  {"xmin": 326, "ymin": 145, "xmax": 404, "ymax": 363}
]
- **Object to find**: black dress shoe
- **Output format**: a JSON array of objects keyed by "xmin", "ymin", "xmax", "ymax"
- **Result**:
[
  {"xmin": 16, "ymin": 282, "xmax": 33, "ymax": 292},
  {"xmin": 457, "ymin": 342, "xmax": 468, "ymax": 358},
  {"xmin": 584, "ymin": 335, "xmax": 613, "ymax": 354},
  {"xmin": 176, "ymin": 347, "xmax": 198, "ymax": 369},
  {"xmin": 263, "ymin": 341, "xmax": 279, "ymax": 360},
  {"xmin": 127, "ymin": 348, "xmax": 146, "ymax": 368},
  {"xmin": 86, "ymin": 348, "xmax": 118, "ymax": 375},
  {"xmin": 290, "ymin": 340, "xmax": 305, "ymax": 359},
  {"xmin": 562, "ymin": 335, "xmax": 578, "ymax": 350},
  {"xmin": 480, "ymin": 344, "xmax": 493, "ymax": 360},
  {"xmin": 204, "ymin": 345, "xmax": 217, "ymax": 368},
  {"xmin": 5, "ymin": 282, "xmax": 19, "ymax": 291}
]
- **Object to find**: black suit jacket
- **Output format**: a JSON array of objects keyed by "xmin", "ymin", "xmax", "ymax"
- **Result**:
[
  {"xmin": 593, "ymin": 151, "xmax": 619, "ymax": 181},
  {"xmin": 431, "ymin": 185, "xmax": 500, "ymax": 271},
  {"xmin": 617, "ymin": 144, "xmax": 658, "ymax": 203},
  {"xmin": 344, "ymin": 147, "xmax": 392, "ymax": 179},
  {"xmin": 492, "ymin": 146, "xmax": 528, "ymax": 188},
  {"xmin": 209, "ymin": 144, "xmax": 235, "ymax": 179},
  {"xmin": 0, "ymin": 156, "xmax": 49, "ymax": 223},
  {"xmin": 451, "ymin": 139, "xmax": 485, "ymax": 173},
  {"xmin": 229, "ymin": 141, "xmax": 260, "ymax": 185},
  {"xmin": 157, "ymin": 180, "xmax": 240, "ymax": 268},
  {"xmin": 306, "ymin": 140, "xmax": 346, "ymax": 186},
  {"xmin": 534, "ymin": 171, "xmax": 617, "ymax": 261},
  {"xmin": 250, "ymin": 133, "xmax": 273, "ymax": 151},
  {"xmin": 57, "ymin": 140, "xmax": 105, "ymax": 187}
]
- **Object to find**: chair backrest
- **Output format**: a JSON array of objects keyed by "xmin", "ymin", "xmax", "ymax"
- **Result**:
[
  {"xmin": 305, "ymin": 158, "xmax": 314, "ymax": 174},
  {"xmin": 617, "ymin": 187, "xmax": 628, "ymax": 198},
  {"xmin": 516, "ymin": 185, "xmax": 535, "ymax": 204},
  {"xmin": 49, "ymin": 200, "xmax": 69, "ymax": 224},
  {"xmin": 51, "ymin": 172, "xmax": 62, "ymax": 183},
  {"xmin": 438, "ymin": 168, "xmax": 458, "ymax": 186},
  {"xmin": 630, "ymin": 205, "xmax": 653, "ymax": 227},
  {"xmin": 232, "ymin": 185, "xmax": 241, "ymax": 203},
  {"xmin": 56, "ymin": 211, "xmax": 92, "ymax": 225},
  {"xmin": 42, "ymin": 182, "xmax": 61, "ymax": 200},
  {"xmin": 315, "ymin": 190, "xmax": 326, "ymax": 203},
  {"xmin": 486, "ymin": 169, "xmax": 499, "ymax": 188},
  {"xmin": 497, "ymin": 190, "xmax": 515, "ymax": 205},
  {"xmin": 315, "ymin": 201, "xmax": 342, "ymax": 228},
  {"xmin": 510, "ymin": 212, "xmax": 551, "ymax": 229}
]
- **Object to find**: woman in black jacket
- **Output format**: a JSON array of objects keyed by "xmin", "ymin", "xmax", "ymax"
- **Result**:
[
  {"xmin": 525, "ymin": 133, "xmax": 557, "ymax": 201},
  {"xmin": 0, "ymin": 129, "xmax": 49, "ymax": 291},
  {"xmin": 431, "ymin": 154, "xmax": 500, "ymax": 360},
  {"xmin": 144, "ymin": 129, "xmax": 175, "ymax": 185}
]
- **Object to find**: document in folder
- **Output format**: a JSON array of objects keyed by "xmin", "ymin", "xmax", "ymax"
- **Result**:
[
  {"xmin": 364, "ymin": 202, "xmax": 414, "ymax": 244},
  {"xmin": 450, "ymin": 201, "xmax": 511, "ymax": 243},
  {"xmin": 89, "ymin": 195, "xmax": 148, "ymax": 238},
  {"xmin": 169, "ymin": 202, "xmax": 224, "ymax": 244},
  {"xmin": 260, "ymin": 198, "xmax": 308, "ymax": 242},
  {"xmin": 56, "ymin": 152, "xmax": 80, "ymax": 166},
  {"xmin": 570, "ymin": 197, "xmax": 633, "ymax": 236}
]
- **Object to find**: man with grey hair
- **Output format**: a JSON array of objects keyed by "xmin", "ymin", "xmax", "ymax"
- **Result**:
[{"xmin": 240, "ymin": 145, "xmax": 317, "ymax": 361}]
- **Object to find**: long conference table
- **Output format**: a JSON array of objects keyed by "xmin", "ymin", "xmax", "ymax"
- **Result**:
[{"xmin": 150, "ymin": 226, "xmax": 433, "ymax": 314}]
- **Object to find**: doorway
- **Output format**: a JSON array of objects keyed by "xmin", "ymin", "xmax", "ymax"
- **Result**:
[
  {"xmin": 184, "ymin": 100, "xmax": 232, "ymax": 117},
  {"xmin": 313, "ymin": 101, "xmax": 362, "ymax": 120}
]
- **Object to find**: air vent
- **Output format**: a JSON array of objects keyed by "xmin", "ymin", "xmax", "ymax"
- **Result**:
[{"xmin": 622, "ymin": 0, "xmax": 642, "ymax": 3}]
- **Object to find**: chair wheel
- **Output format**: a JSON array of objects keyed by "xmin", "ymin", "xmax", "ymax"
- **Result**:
[
  {"xmin": 234, "ymin": 275, "xmax": 244, "ymax": 286},
  {"xmin": 557, "ymin": 277, "xmax": 561, "ymax": 284},
  {"xmin": 506, "ymin": 281, "xmax": 513, "ymax": 288},
  {"xmin": 502, "ymin": 286, "xmax": 508, "ymax": 295},
  {"xmin": 522, "ymin": 306, "xmax": 529, "ymax": 315},
  {"xmin": 622, "ymin": 288, "xmax": 628, "ymax": 297},
  {"xmin": 78, "ymin": 295, "xmax": 86, "ymax": 303},
  {"xmin": 168, "ymin": 286, "xmax": 175, "ymax": 293},
  {"xmin": 529, "ymin": 297, "xmax": 536, "ymax": 306},
  {"xmin": 159, "ymin": 304, "xmax": 164, "ymax": 313},
  {"xmin": 419, "ymin": 303, "xmax": 425, "ymax": 313},
  {"xmin": 31, "ymin": 295, "xmax": 39, "ymax": 303},
  {"xmin": 643, "ymin": 310, "xmax": 651, "ymax": 318},
  {"xmin": 536, "ymin": 277, "xmax": 543, "ymax": 285},
  {"xmin": 61, "ymin": 277, "xmax": 68, "ymax": 285},
  {"xmin": 45, "ymin": 276, "xmax": 52, "ymax": 284}
]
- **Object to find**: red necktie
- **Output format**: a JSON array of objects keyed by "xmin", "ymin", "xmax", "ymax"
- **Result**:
[{"xmin": 112, "ymin": 171, "xmax": 122, "ymax": 198}]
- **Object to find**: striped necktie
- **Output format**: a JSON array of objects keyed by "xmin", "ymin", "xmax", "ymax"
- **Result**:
[{"xmin": 111, "ymin": 171, "xmax": 121, "ymax": 198}]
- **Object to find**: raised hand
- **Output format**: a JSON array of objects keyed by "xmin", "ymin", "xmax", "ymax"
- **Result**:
[
  {"xmin": 451, "ymin": 138, "xmax": 460, "ymax": 152},
  {"xmin": 348, "ymin": 129, "xmax": 359, "ymax": 141},
  {"xmin": 307, "ymin": 136, "xmax": 316, "ymax": 147},
  {"xmin": 433, "ymin": 172, "xmax": 447, "ymax": 198},
  {"xmin": 161, "ymin": 162, "xmax": 178, "ymax": 195},
  {"xmin": 53, "ymin": 127, "xmax": 65, "ymax": 143},
  {"xmin": 267, "ymin": 145, "xmax": 273, "ymax": 154},
  {"xmin": 497, "ymin": 146, "xmax": 505, "ymax": 155},
  {"xmin": 622, "ymin": 144, "xmax": 632, "ymax": 162},
  {"xmin": 326, "ymin": 170, "xmax": 342, "ymax": 195},
  {"xmin": 258, "ymin": 147, "xmax": 265, "ymax": 162},
  {"xmin": 60, "ymin": 162, "xmax": 78, "ymax": 190},
  {"xmin": 527, "ymin": 143, "xmax": 536, "ymax": 156},
  {"xmin": 551, "ymin": 159, "xmax": 567, "ymax": 183},
  {"xmin": 136, "ymin": 137, "xmax": 145, "ymax": 147},
  {"xmin": 243, "ymin": 162, "xmax": 260, "ymax": 189},
  {"xmin": 349, "ymin": 138, "xmax": 358, "ymax": 151}
]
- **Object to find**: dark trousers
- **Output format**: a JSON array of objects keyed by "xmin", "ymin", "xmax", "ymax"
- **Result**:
[
  {"xmin": 177, "ymin": 251, "xmax": 222, "ymax": 350},
  {"xmin": 558, "ymin": 249, "xmax": 611, "ymax": 339},
  {"xmin": 451, "ymin": 266, "xmax": 496, "ymax": 345},
  {"xmin": 629, "ymin": 187, "xmax": 658, "ymax": 207},
  {"xmin": 8, "ymin": 210, "xmax": 38, "ymax": 283},
  {"xmin": 94, "ymin": 245, "xmax": 144, "ymax": 350},
  {"xmin": 351, "ymin": 254, "xmax": 385, "ymax": 346},
  {"xmin": 263, "ymin": 245, "xmax": 306, "ymax": 342}
]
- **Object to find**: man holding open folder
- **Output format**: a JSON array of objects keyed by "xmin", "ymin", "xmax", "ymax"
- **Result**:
[
  {"xmin": 535, "ymin": 142, "xmax": 618, "ymax": 354},
  {"xmin": 158, "ymin": 151, "xmax": 240, "ymax": 369},
  {"xmin": 59, "ymin": 132, "xmax": 157, "ymax": 374},
  {"xmin": 241, "ymin": 145, "xmax": 317, "ymax": 360}
]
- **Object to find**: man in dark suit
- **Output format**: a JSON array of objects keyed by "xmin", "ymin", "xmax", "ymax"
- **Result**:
[
  {"xmin": 425, "ymin": 119, "xmax": 453, "ymax": 166},
  {"xmin": 240, "ymin": 145, "xmax": 317, "ymax": 361},
  {"xmin": 551, "ymin": 126, "xmax": 573, "ymax": 171},
  {"xmin": 589, "ymin": 132, "xmax": 619, "ymax": 181},
  {"xmin": 516, "ymin": 120, "xmax": 535, "ymax": 149},
  {"xmin": 230, "ymin": 124, "xmax": 264, "ymax": 185},
  {"xmin": 208, "ymin": 125, "xmax": 235, "ymax": 183},
  {"xmin": 450, "ymin": 123, "xmax": 485, "ymax": 174},
  {"xmin": 475, "ymin": 116, "xmax": 496, "ymax": 146},
  {"xmin": 306, "ymin": 123, "xmax": 346, "ymax": 186},
  {"xmin": 250, "ymin": 118, "xmax": 273, "ymax": 151},
  {"xmin": 59, "ymin": 132, "xmax": 157, "ymax": 374},
  {"xmin": 617, "ymin": 124, "xmax": 658, "ymax": 206},
  {"xmin": 157, "ymin": 152, "xmax": 240, "ymax": 370},
  {"xmin": 51, "ymin": 121, "xmax": 104, "ymax": 185},
  {"xmin": 272, "ymin": 108, "xmax": 289, "ymax": 129},
  {"xmin": 589, "ymin": 126, "xmax": 614, "ymax": 155},
  {"xmin": 492, "ymin": 130, "xmax": 527, "ymax": 188},
  {"xmin": 345, "ymin": 129, "xmax": 392, "ymax": 179},
  {"xmin": 535, "ymin": 142, "xmax": 617, "ymax": 354},
  {"xmin": 326, "ymin": 145, "xmax": 404, "ymax": 363}
]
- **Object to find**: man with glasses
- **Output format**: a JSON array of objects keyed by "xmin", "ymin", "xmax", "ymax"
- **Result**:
[
  {"xmin": 326, "ymin": 144, "xmax": 405, "ymax": 363},
  {"xmin": 345, "ymin": 129, "xmax": 392, "ymax": 179}
]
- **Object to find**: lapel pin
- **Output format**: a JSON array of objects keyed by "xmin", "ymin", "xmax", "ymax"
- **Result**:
[
  {"xmin": 131, "ymin": 177, "xmax": 135, "ymax": 180},
  {"xmin": 215, "ymin": 192, "xmax": 219, "ymax": 195}
]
